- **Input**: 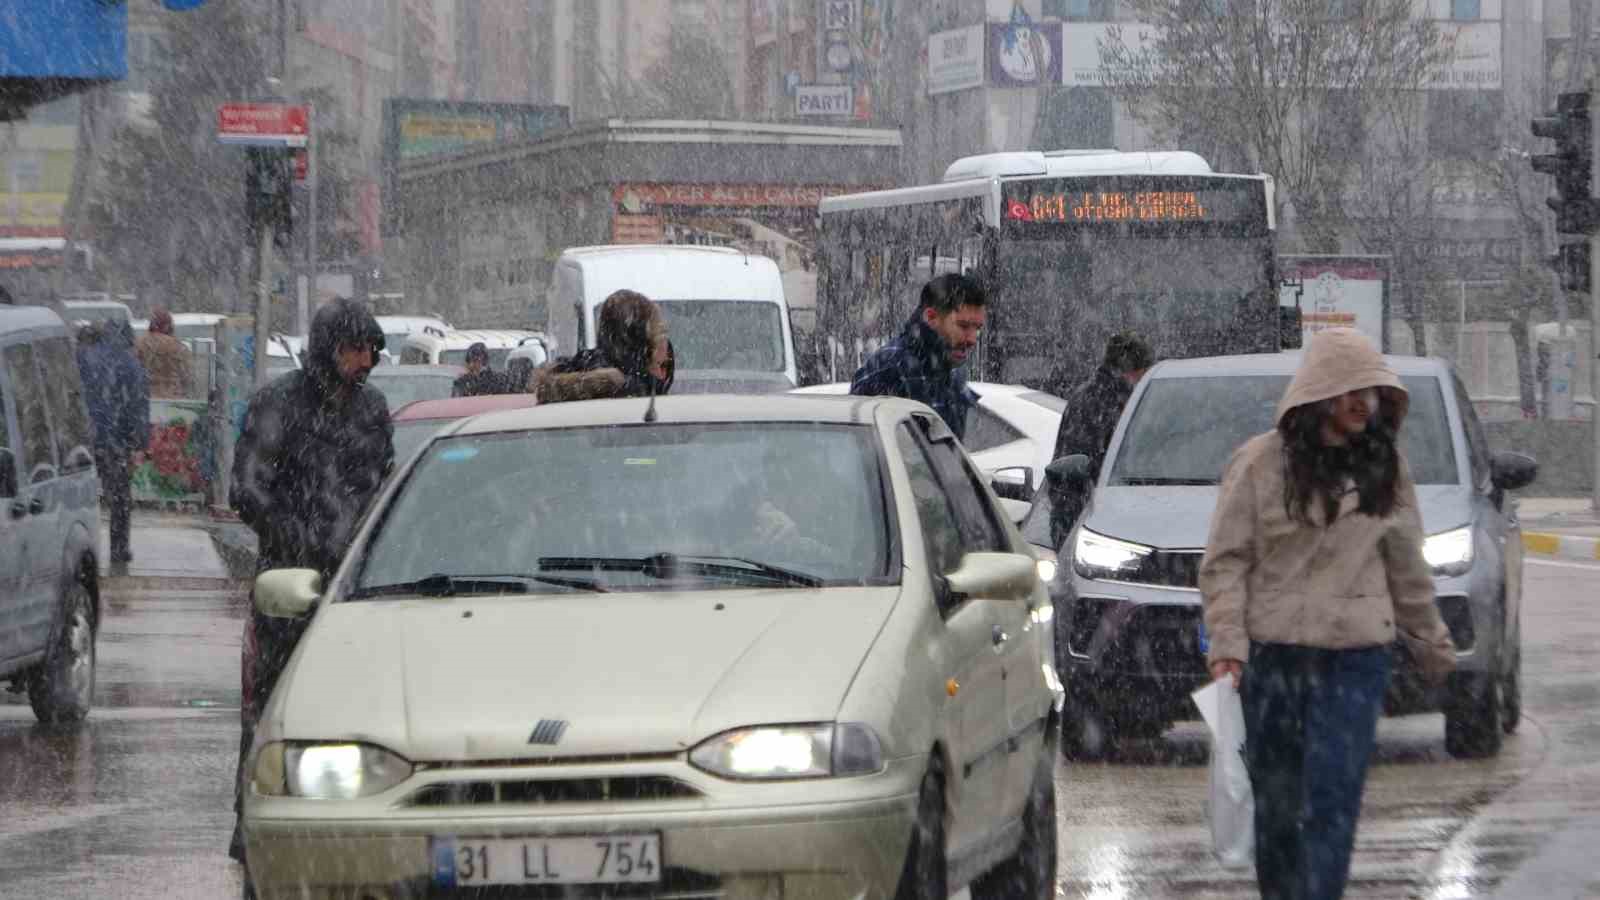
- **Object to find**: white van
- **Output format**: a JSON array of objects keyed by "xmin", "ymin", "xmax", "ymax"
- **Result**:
[
  {"xmin": 375, "ymin": 315, "xmax": 451, "ymax": 365},
  {"xmin": 397, "ymin": 327, "xmax": 538, "ymax": 368},
  {"xmin": 547, "ymin": 245, "xmax": 797, "ymax": 393}
]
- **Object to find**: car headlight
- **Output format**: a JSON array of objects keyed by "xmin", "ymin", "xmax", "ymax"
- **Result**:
[
  {"xmin": 252, "ymin": 741, "xmax": 413, "ymax": 799},
  {"xmin": 1423, "ymin": 526, "xmax": 1474, "ymax": 577},
  {"xmin": 689, "ymin": 723, "xmax": 883, "ymax": 780},
  {"xmin": 1072, "ymin": 528, "xmax": 1153, "ymax": 581},
  {"xmin": 1029, "ymin": 543, "xmax": 1058, "ymax": 584}
]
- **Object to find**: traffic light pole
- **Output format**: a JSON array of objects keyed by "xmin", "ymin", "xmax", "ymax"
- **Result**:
[{"xmin": 1592, "ymin": 91, "xmax": 1600, "ymax": 515}]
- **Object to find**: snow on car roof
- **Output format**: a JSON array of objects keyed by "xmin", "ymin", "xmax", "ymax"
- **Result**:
[{"xmin": 451, "ymin": 393, "xmax": 904, "ymax": 435}]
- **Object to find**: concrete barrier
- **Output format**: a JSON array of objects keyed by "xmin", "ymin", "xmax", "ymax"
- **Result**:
[{"xmin": 1522, "ymin": 531, "xmax": 1600, "ymax": 562}]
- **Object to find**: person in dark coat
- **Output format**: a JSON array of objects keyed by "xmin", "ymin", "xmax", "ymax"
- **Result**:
[
  {"xmin": 534, "ymin": 290, "xmax": 674, "ymax": 403},
  {"xmin": 450, "ymin": 342, "xmax": 504, "ymax": 397},
  {"xmin": 848, "ymin": 273, "xmax": 986, "ymax": 439},
  {"xmin": 1045, "ymin": 331, "xmax": 1154, "ymax": 548},
  {"xmin": 77, "ymin": 320, "xmax": 150, "ymax": 565},
  {"xmin": 227, "ymin": 297, "xmax": 392, "ymax": 861}
]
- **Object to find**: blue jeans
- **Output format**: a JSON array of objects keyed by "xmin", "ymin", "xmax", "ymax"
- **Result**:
[{"xmin": 1241, "ymin": 642, "xmax": 1391, "ymax": 900}]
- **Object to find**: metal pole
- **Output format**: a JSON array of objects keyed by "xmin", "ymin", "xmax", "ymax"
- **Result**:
[
  {"xmin": 1591, "ymin": 89, "xmax": 1600, "ymax": 513},
  {"xmin": 254, "ymin": 218, "xmax": 273, "ymax": 392},
  {"xmin": 302, "ymin": 103, "xmax": 316, "ymax": 335}
]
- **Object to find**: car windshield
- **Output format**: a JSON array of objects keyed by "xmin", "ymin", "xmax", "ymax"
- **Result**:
[
  {"xmin": 368, "ymin": 370, "xmax": 457, "ymax": 411},
  {"xmin": 656, "ymin": 300, "xmax": 785, "ymax": 372},
  {"xmin": 354, "ymin": 422, "xmax": 891, "ymax": 594},
  {"xmin": 1108, "ymin": 374, "xmax": 1458, "ymax": 486},
  {"xmin": 391, "ymin": 418, "xmax": 456, "ymax": 465},
  {"xmin": 441, "ymin": 347, "xmax": 512, "ymax": 367}
]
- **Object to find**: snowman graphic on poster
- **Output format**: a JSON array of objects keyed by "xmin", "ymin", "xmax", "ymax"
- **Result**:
[{"xmin": 997, "ymin": 4, "xmax": 1053, "ymax": 86}]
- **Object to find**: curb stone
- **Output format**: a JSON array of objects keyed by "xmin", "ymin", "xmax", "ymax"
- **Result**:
[{"xmin": 1522, "ymin": 531, "xmax": 1600, "ymax": 562}]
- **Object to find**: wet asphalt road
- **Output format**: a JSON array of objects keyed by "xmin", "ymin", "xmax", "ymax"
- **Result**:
[{"xmin": 1, "ymin": 559, "xmax": 1597, "ymax": 899}]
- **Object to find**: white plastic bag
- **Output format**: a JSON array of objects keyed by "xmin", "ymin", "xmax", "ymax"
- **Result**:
[{"xmin": 1193, "ymin": 677, "xmax": 1255, "ymax": 867}]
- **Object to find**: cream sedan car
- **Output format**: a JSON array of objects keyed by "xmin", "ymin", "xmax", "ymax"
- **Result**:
[{"xmin": 243, "ymin": 394, "xmax": 1063, "ymax": 900}]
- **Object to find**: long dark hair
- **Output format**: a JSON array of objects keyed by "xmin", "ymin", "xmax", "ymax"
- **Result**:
[{"xmin": 1278, "ymin": 398, "xmax": 1402, "ymax": 526}]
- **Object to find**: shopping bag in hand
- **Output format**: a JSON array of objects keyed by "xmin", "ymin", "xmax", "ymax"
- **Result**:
[{"xmin": 1193, "ymin": 677, "xmax": 1254, "ymax": 867}]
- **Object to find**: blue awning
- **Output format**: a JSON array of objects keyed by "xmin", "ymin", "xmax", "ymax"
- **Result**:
[{"xmin": 0, "ymin": 0, "xmax": 127, "ymax": 119}]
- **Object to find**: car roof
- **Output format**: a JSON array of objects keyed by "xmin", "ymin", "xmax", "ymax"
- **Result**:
[
  {"xmin": 453, "ymin": 393, "xmax": 906, "ymax": 435},
  {"xmin": 376, "ymin": 315, "xmax": 449, "ymax": 328},
  {"xmin": 369, "ymin": 363, "xmax": 463, "ymax": 378},
  {"xmin": 1147, "ymin": 352, "xmax": 1450, "ymax": 379},
  {"xmin": 561, "ymin": 243, "xmax": 746, "ymax": 261},
  {"xmin": 170, "ymin": 312, "xmax": 226, "ymax": 324},
  {"xmin": 406, "ymin": 328, "xmax": 534, "ymax": 349},
  {"xmin": 0, "ymin": 305, "xmax": 67, "ymax": 335},
  {"xmin": 392, "ymin": 392, "xmax": 539, "ymax": 422}
]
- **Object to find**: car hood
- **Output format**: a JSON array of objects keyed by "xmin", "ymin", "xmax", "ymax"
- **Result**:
[
  {"xmin": 671, "ymin": 370, "xmax": 795, "ymax": 394},
  {"xmin": 1082, "ymin": 484, "xmax": 1474, "ymax": 550},
  {"xmin": 270, "ymin": 587, "xmax": 898, "ymax": 762}
]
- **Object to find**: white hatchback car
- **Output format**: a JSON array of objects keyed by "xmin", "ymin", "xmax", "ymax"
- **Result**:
[{"xmin": 243, "ymin": 394, "xmax": 1062, "ymax": 900}]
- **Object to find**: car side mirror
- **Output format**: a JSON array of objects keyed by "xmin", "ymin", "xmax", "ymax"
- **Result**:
[
  {"xmin": 989, "ymin": 465, "xmax": 1034, "ymax": 501},
  {"xmin": 1045, "ymin": 454, "xmax": 1092, "ymax": 484},
  {"xmin": 1489, "ymin": 451, "xmax": 1538, "ymax": 493},
  {"xmin": 945, "ymin": 552, "xmax": 1039, "ymax": 602},
  {"xmin": 253, "ymin": 568, "xmax": 323, "ymax": 619},
  {"xmin": 0, "ymin": 448, "xmax": 15, "ymax": 498}
]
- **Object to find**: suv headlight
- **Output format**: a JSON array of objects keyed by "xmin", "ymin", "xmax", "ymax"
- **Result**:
[
  {"xmin": 1072, "ymin": 528, "xmax": 1153, "ymax": 581},
  {"xmin": 689, "ymin": 723, "xmax": 883, "ymax": 780},
  {"xmin": 1423, "ymin": 526, "xmax": 1474, "ymax": 577},
  {"xmin": 252, "ymin": 741, "xmax": 413, "ymax": 799}
]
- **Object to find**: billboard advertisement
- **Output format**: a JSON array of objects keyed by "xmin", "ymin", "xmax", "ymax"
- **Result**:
[{"xmin": 1280, "ymin": 255, "xmax": 1390, "ymax": 351}]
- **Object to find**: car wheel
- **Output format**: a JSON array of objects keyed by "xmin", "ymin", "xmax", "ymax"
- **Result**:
[
  {"xmin": 893, "ymin": 762, "xmax": 947, "ymax": 900},
  {"xmin": 1061, "ymin": 703, "xmax": 1117, "ymax": 761},
  {"xmin": 1444, "ymin": 668, "xmax": 1503, "ymax": 759},
  {"xmin": 1500, "ymin": 641, "xmax": 1521, "ymax": 735},
  {"xmin": 971, "ymin": 734, "xmax": 1058, "ymax": 900},
  {"xmin": 28, "ymin": 577, "xmax": 97, "ymax": 724}
]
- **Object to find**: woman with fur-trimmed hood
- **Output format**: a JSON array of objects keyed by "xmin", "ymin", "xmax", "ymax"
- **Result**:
[
  {"xmin": 533, "ymin": 289, "xmax": 673, "ymax": 402},
  {"xmin": 1199, "ymin": 328, "xmax": 1455, "ymax": 900}
]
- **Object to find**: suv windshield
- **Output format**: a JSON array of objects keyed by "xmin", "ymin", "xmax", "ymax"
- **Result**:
[
  {"xmin": 656, "ymin": 300, "xmax": 784, "ymax": 372},
  {"xmin": 354, "ymin": 422, "xmax": 890, "ymax": 595},
  {"xmin": 1108, "ymin": 374, "xmax": 1458, "ymax": 486}
]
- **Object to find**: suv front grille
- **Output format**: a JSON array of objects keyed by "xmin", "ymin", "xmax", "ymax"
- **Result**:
[
  {"xmin": 1128, "ymin": 550, "xmax": 1203, "ymax": 589},
  {"xmin": 1100, "ymin": 604, "xmax": 1207, "ymax": 676},
  {"xmin": 407, "ymin": 776, "xmax": 701, "ymax": 808}
]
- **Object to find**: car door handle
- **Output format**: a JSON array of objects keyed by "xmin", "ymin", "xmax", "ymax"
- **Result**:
[{"xmin": 992, "ymin": 624, "xmax": 1009, "ymax": 647}]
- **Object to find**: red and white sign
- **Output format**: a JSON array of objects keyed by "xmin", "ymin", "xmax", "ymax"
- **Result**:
[{"xmin": 217, "ymin": 103, "xmax": 310, "ymax": 147}]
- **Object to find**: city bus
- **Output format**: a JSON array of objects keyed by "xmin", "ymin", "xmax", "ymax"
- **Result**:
[{"xmin": 813, "ymin": 150, "xmax": 1290, "ymax": 390}]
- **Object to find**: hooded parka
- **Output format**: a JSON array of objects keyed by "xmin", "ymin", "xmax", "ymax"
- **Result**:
[
  {"xmin": 1199, "ymin": 328, "xmax": 1456, "ymax": 679},
  {"xmin": 229, "ymin": 298, "xmax": 394, "ymax": 576}
]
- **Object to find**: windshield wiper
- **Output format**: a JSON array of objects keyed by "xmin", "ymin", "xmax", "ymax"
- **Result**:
[
  {"xmin": 1116, "ymin": 477, "xmax": 1216, "ymax": 486},
  {"xmin": 349, "ymin": 572, "xmax": 607, "ymax": 599},
  {"xmin": 538, "ymin": 553, "xmax": 823, "ymax": 588}
]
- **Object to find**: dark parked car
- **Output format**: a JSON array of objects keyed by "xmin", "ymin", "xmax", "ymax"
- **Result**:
[
  {"xmin": 0, "ymin": 306, "xmax": 101, "ymax": 723},
  {"xmin": 1023, "ymin": 352, "xmax": 1537, "ymax": 760}
]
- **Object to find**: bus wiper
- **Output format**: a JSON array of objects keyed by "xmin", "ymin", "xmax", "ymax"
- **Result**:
[
  {"xmin": 538, "ymin": 553, "xmax": 823, "ymax": 588},
  {"xmin": 349, "ymin": 572, "xmax": 607, "ymax": 599},
  {"xmin": 1117, "ymin": 477, "xmax": 1216, "ymax": 486}
]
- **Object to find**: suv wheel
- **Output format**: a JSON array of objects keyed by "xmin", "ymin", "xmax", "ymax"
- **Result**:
[
  {"xmin": 29, "ymin": 577, "xmax": 96, "ymax": 724},
  {"xmin": 1444, "ymin": 668, "xmax": 1503, "ymax": 759},
  {"xmin": 971, "ymin": 731, "xmax": 1057, "ymax": 900}
]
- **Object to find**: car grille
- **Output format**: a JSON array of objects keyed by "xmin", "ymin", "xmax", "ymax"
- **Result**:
[
  {"xmin": 406, "ymin": 776, "xmax": 702, "ymax": 808},
  {"xmin": 1100, "ymin": 604, "xmax": 1207, "ymax": 676},
  {"xmin": 1124, "ymin": 549, "xmax": 1203, "ymax": 589}
]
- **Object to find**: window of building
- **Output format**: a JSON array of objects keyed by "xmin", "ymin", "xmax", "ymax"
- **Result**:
[
  {"xmin": 1451, "ymin": 0, "xmax": 1481, "ymax": 19},
  {"xmin": 1044, "ymin": 0, "xmax": 1113, "ymax": 19},
  {"xmin": 1427, "ymin": 91, "xmax": 1502, "ymax": 160}
]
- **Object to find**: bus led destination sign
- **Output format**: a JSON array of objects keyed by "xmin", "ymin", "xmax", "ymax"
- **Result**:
[{"xmin": 1001, "ymin": 178, "xmax": 1263, "ymax": 229}]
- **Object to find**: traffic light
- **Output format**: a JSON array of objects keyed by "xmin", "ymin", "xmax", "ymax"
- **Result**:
[
  {"xmin": 1531, "ymin": 92, "xmax": 1600, "ymax": 235},
  {"xmin": 245, "ymin": 147, "xmax": 294, "ymax": 250},
  {"xmin": 1550, "ymin": 240, "xmax": 1591, "ymax": 293}
]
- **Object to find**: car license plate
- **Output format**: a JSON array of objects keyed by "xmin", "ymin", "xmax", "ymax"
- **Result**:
[{"xmin": 432, "ymin": 834, "xmax": 661, "ymax": 887}]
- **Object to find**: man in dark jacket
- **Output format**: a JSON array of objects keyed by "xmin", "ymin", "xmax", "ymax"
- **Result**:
[
  {"xmin": 1046, "ymin": 331, "xmax": 1154, "ymax": 547},
  {"xmin": 849, "ymin": 274, "xmax": 985, "ymax": 438},
  {"xmin": 451, "ymin": 342, "xmax": 504, "ymax": 397},
  {"xmin": 227, "ymin": 297, "xmax": 392, "ymax": 861},
  {"xmin": 535, "ymin": 290, "xmax": 674, "ymax": 403},
  {"xmin": 77, "ymin": 321, "xmax": 150, "ymax": 565}
]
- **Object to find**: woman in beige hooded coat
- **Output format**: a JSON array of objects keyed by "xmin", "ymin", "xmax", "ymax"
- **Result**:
[{"xmin": 1200, "ymin": 328, "xmax": 1456, "ymax": 900}]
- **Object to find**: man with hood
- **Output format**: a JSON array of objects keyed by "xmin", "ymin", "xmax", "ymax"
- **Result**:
[
  {"xmin": 1200, "ymin": 328, "xmax": 1454, "ymax": 900},
  {"xmin": 77, "ymin": 320, "xmax": 150, "ymax": 565},
  {"xmin": 849, "ymin": 273, "xmax": 986, "ymax": 439},
  {"xmin": 227, "ymin": 297, "xmax": 393, "ymax": 861},
  {"xmin": 1045, "ymin": 331, "xmax": 1154, "ymax": 546},
  {"xmin": 534, "ymin": 289, "xmax": 674, "ymax": 402},
  {"xmin": 136, "ymin": 306, "xmax": 194, "ymax": 399},
  {"xmin": 451, "ymin": 341, "xmax": 504, "ymax": 397}
]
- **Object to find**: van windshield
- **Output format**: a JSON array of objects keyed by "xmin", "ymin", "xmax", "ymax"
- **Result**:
[{"xmin": 656, "ymin": 300, "xmax": 785, "ymax": 372}]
